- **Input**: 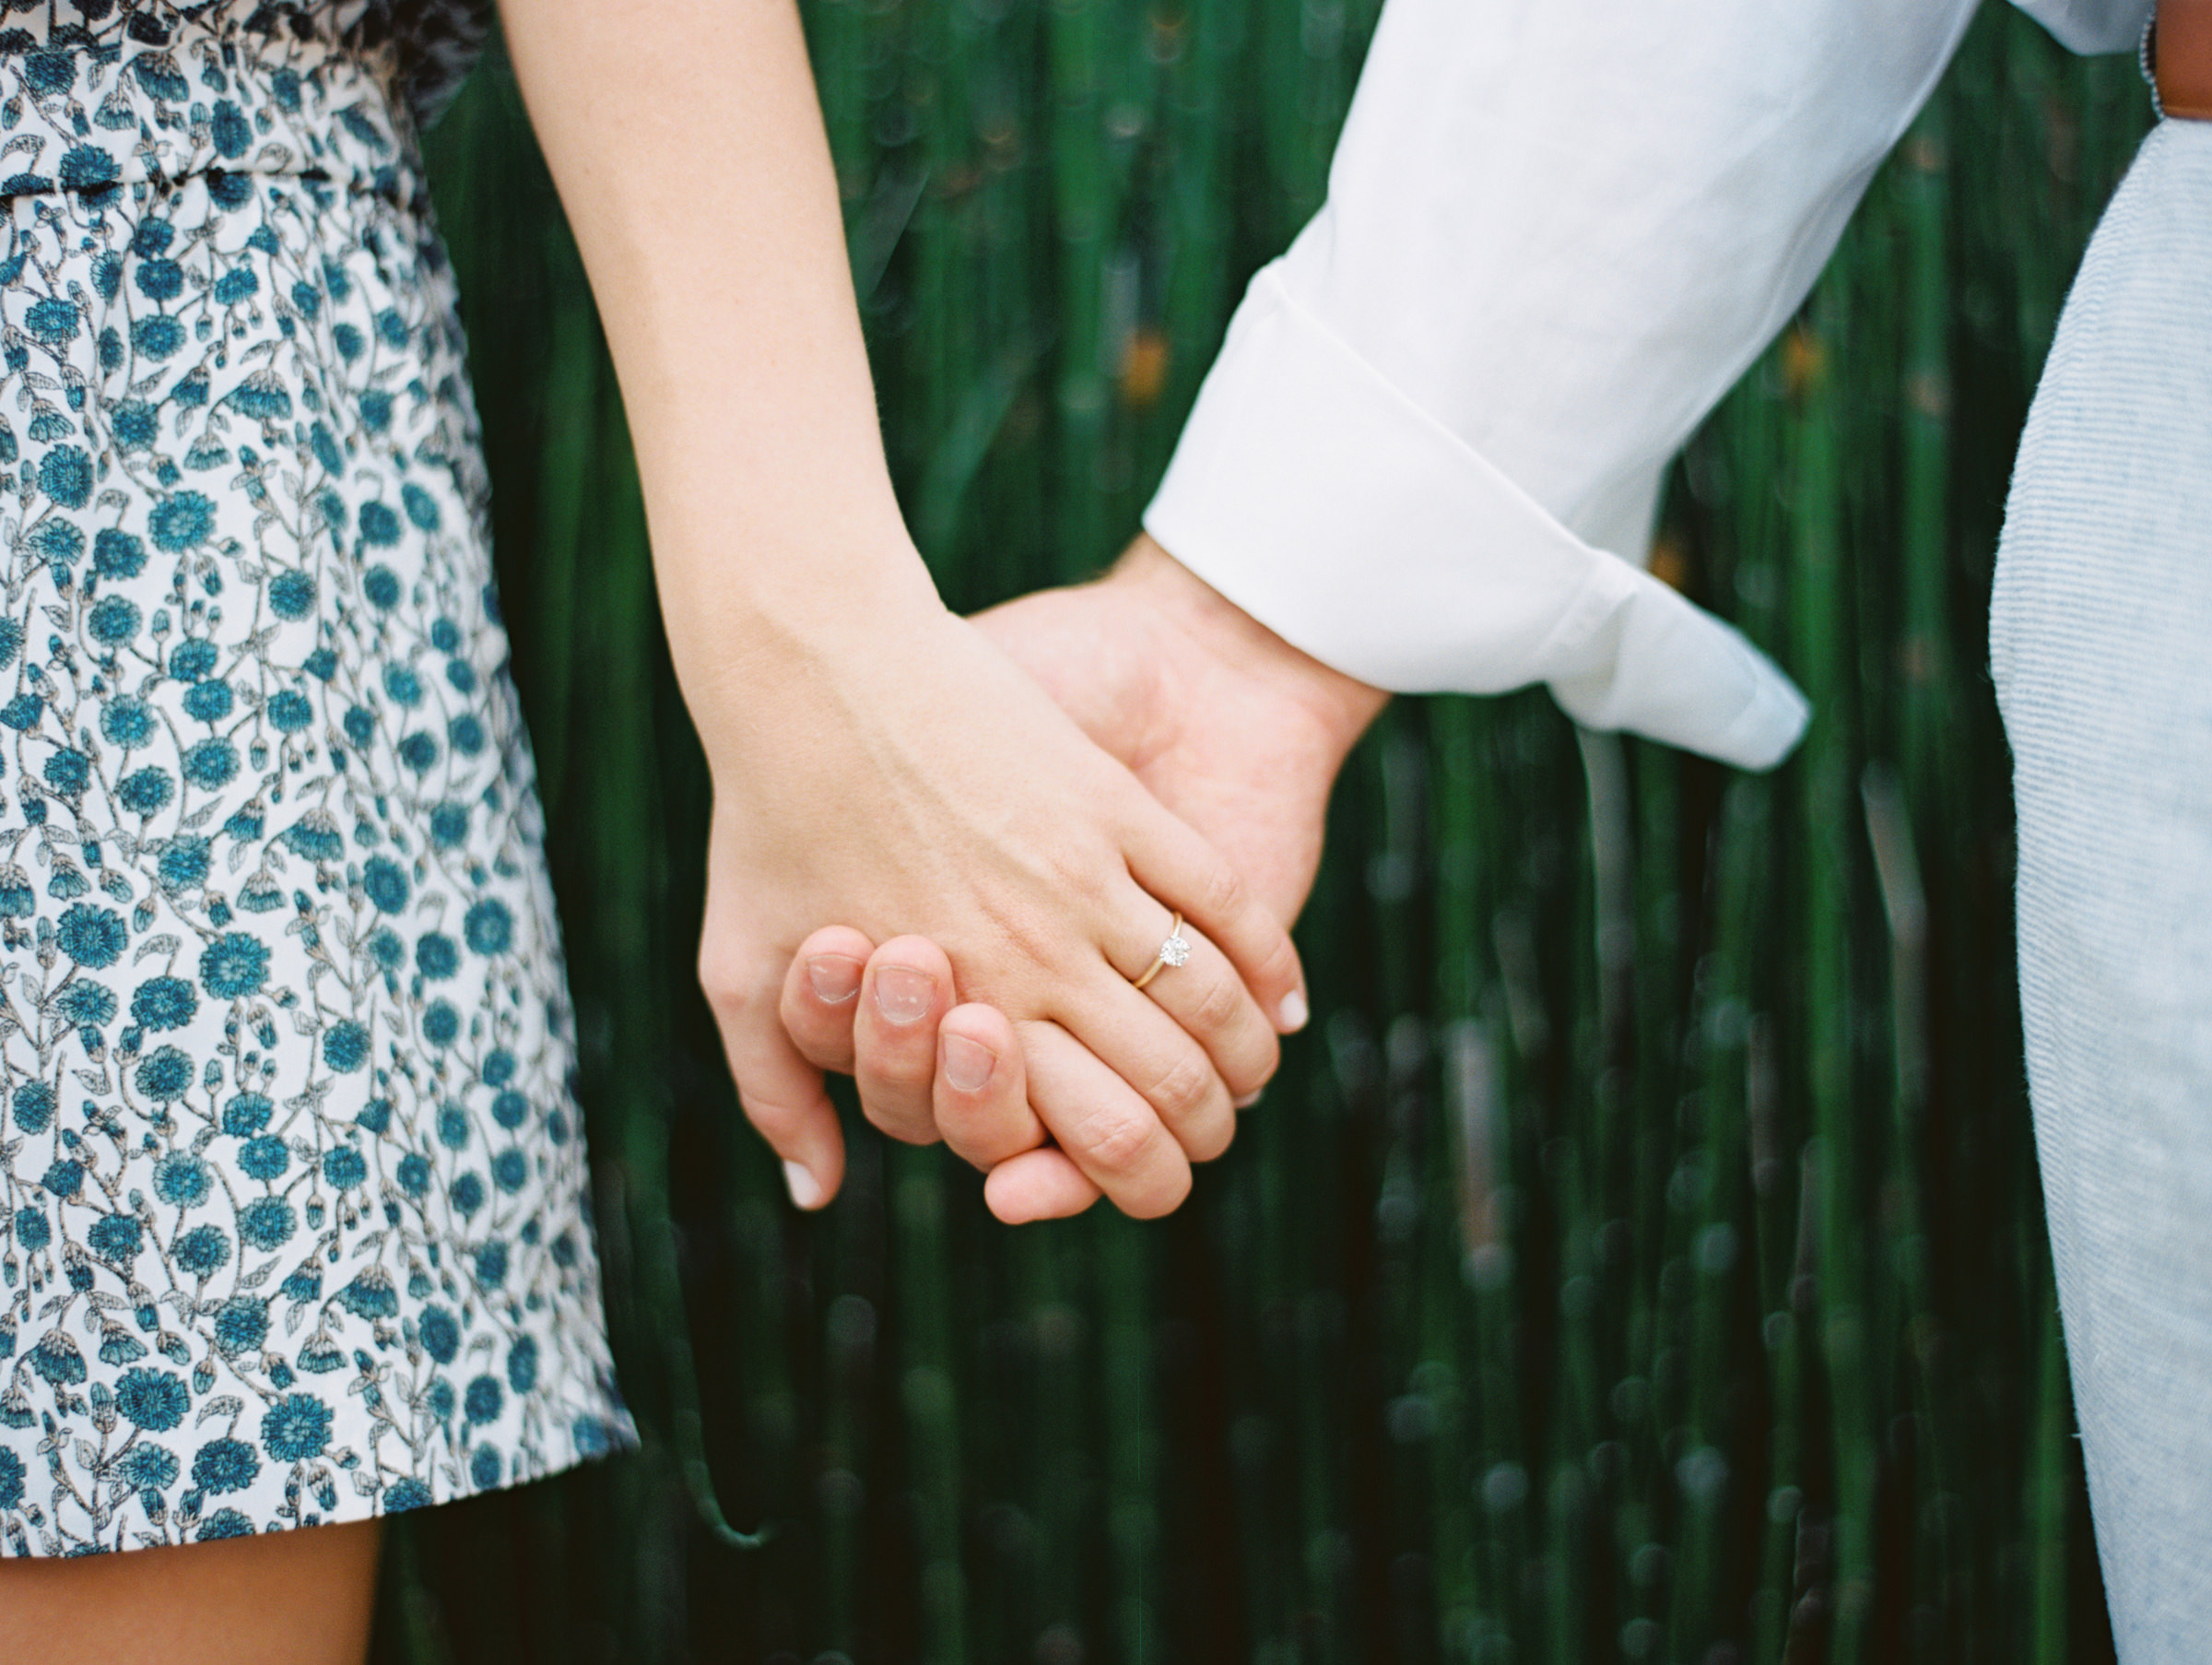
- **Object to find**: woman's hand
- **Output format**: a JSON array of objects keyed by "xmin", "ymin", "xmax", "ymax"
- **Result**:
[
  {"xmin": 698, "ymin": 591, "xmax": 1307, "ymax": 1219},
  {"xmin": 778, "ymin": 537, "xmax": 1388, "ymax": 1222}
]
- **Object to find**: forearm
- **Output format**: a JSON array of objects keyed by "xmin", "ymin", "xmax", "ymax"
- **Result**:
[{"xmin": 496, "ymin": 0, "xmax": 940, "ymax": 761}]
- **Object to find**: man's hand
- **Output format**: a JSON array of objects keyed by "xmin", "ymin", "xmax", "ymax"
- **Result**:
[
  {"xmin": 779, "ymin": 535, "xmax": 1388, "ymax": 1221},
  {"xmin": 973, "ymin": 535, "xmax": 1387, "ymax": 924}
]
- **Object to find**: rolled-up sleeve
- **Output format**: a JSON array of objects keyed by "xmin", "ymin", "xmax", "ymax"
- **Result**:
[{"xmin": 1146, "ymin": 0, "xmax": 2002, "ymax": 769}]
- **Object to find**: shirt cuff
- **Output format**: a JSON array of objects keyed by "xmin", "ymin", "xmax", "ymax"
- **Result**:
[{"xmin": 1142, "ymin": 267, "xmax": 1811, "ymax": 771}]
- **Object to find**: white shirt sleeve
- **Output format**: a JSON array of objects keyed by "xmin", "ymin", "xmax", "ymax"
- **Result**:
[{"xmin": 1142, "ymin": 0, "xmax": 2138, "ymax": 770}]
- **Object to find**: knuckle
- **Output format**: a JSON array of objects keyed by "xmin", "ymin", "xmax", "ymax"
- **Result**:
[
  {"xmin": 1073, "ymin": 1106, "xmax": 1159, "ymax": 1175},
  {"xmin": 1189, "ymin": 969, "xmax": 1246, "ymax": 1036},
  {"xmin": 1144, "ymin": 1049, "xmax": 1217, "ymax": 1125},
  {"xmin": 965, "ymin": 911, "xmax": 1065, "ymax": 1008},
  {"xmin": 697, "ymin": 942, "xmax": 757, "ymax": 1015},
  {"xmin": 1257, "ymin": 931, "xmax": 1300, "ymax": 989},
  {"xmin": 1194, "ymin": 858, "xmax": 1248, "ymax": 924}
]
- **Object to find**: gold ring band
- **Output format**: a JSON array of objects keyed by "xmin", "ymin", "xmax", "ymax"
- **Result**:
[{"xmin": 1132, "ymin": 913, "xmax": 1191, "ymax": 991}]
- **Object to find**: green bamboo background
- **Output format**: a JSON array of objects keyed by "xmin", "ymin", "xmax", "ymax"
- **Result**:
[{"xmin": 371, "ymin": 6, "xmax": 2151, "ymax": 1660}]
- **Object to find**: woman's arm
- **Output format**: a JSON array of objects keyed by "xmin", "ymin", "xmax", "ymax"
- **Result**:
[
  {"xmin": 493, "ymin": 0, "xmax": 1309, "ymax": 1215},
  {"xmin": 500, "ymin": 0, "xmax": 926, "ymax": 698}
]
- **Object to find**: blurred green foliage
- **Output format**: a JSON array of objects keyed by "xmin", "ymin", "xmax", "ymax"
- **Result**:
[{"xmin": 374, "ymin": 5, "xmax": 2149, "ymax": 1660}]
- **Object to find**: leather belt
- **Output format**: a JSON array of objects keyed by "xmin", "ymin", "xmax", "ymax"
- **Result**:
[{"xmin": 2158, "ymin": 0, "xmax": 2212, "ymax": 120}]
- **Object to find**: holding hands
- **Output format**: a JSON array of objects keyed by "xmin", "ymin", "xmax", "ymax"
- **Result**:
[
  {"xmin": 769, "ymin": 536, "xmax": 1387, "ymax": 1222},
  {"xmin": 696, "ymin": 584, "xmax": 1310, "ymax": 1224},
  {"xmin": 508, "ymin": 0, "xmax": 1378, "ymax": 1232},
  {"xmin": 507, "ymin": 0, "xmax": 1328, "ymax": 1231}
]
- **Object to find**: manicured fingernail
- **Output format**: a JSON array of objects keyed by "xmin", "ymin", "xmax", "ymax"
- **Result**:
[
  {"xmin": 782, "ymin": 1161, "xmax": 823, "ymax": 1210},
  {"xmin": 941, "ymin": 1033, "xmax": 996, "ymax": 1094},
  {"xmin": 873, "ymin": 964, "xmax": 935, "ymax": 1025},
  {"xmin": 806, "ymin": 954, "xmax": 863, "ymax": 1004},
  {"xmin": 1234, "ymin": 1091, "xmax": 1262, "ymax": 1110},
  {"xmin": 1278, "ymin": 990, "xmax": 1309, "ymax": 1031}
]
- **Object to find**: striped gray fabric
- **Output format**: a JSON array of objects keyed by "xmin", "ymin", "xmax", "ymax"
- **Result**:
[{"xmin": 1994, "ymin": 115, "xmax": 2212, "ymax": 1660}]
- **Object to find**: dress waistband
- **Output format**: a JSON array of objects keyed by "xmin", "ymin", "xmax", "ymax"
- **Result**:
[{"xmin": 0, "ymin": 4, "xmax": 429, "ymax": 205}]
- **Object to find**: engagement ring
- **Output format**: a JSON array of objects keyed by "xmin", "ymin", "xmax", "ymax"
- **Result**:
[{"xmin": 1132, "ymin": 914, "xmax": 1192, "ymax": 991}]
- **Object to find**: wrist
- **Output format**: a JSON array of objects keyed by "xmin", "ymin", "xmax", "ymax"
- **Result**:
[
  {"xmin": 1112, "ymin": 534, "xmax": 1388, "ymax": 758},
  {"xmin": 657, "ymin": 525, "xmax": 955, "ymax": 781}
]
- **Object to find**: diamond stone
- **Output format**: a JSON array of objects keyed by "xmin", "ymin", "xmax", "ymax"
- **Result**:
[{"xmin": 1159, "ymin": 931, "xmax": 1191, "ymax": 968}]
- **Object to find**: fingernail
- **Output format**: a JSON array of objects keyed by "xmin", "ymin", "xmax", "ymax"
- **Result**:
[
  {"xmin": 1233, "ymin": 1091, "xmax": 1262, "ymax": 1110},
  {"xmin": 941, "ymin": 1033, "xmax": 996, "ymax": 1094},
  {"xmin": 1278, "ymin": 990, "xmax": 1309, "ymax": 1031},
  {"xmin": 873, "ymin": 964, "xmax": 935, "ymax": 1025},
  {"xmin": 782, "ymin": 1161, "xmax": 823, "ymax": 1210},
  {"xmin": 806, "ymin": 954, "xmax": 863, "ymax": 1004}
]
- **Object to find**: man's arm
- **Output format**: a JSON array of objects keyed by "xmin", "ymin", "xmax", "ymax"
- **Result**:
[{"xmin": 1145, "ymin": 0, "xmax": 2142, "ymax": 770}]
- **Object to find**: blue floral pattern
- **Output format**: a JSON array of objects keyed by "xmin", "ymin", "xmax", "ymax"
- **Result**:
[{"xmin": 0, "ymin": 3, "xmax": 631, "ymax": 1557}]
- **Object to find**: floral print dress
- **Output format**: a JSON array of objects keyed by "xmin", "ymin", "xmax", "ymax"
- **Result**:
[{"xmin": 0, "ymin": 1, "xmax": 633, "ymax": 1558}]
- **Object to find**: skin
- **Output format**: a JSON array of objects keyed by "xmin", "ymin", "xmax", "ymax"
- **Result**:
[
  {"xmin": 782, "ymin": 535, "xmax": 1391, "ymax": 1221},
  {"xmin": 12, "ymin": 0, "xmax": 1301, "ymax": 1643},
  {"xmin": 0, "ymin": 1520, "xmax": 380, "ymax": 1665},
  {"xmin": 499, "ymin": 0, "xmax": 1311, "ymax": 1223}
]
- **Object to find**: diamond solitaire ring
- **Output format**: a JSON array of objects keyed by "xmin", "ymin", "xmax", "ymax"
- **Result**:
[{"xmin": 1132, "ymin": 913, "xmax": 1192, "ymax": 992}]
